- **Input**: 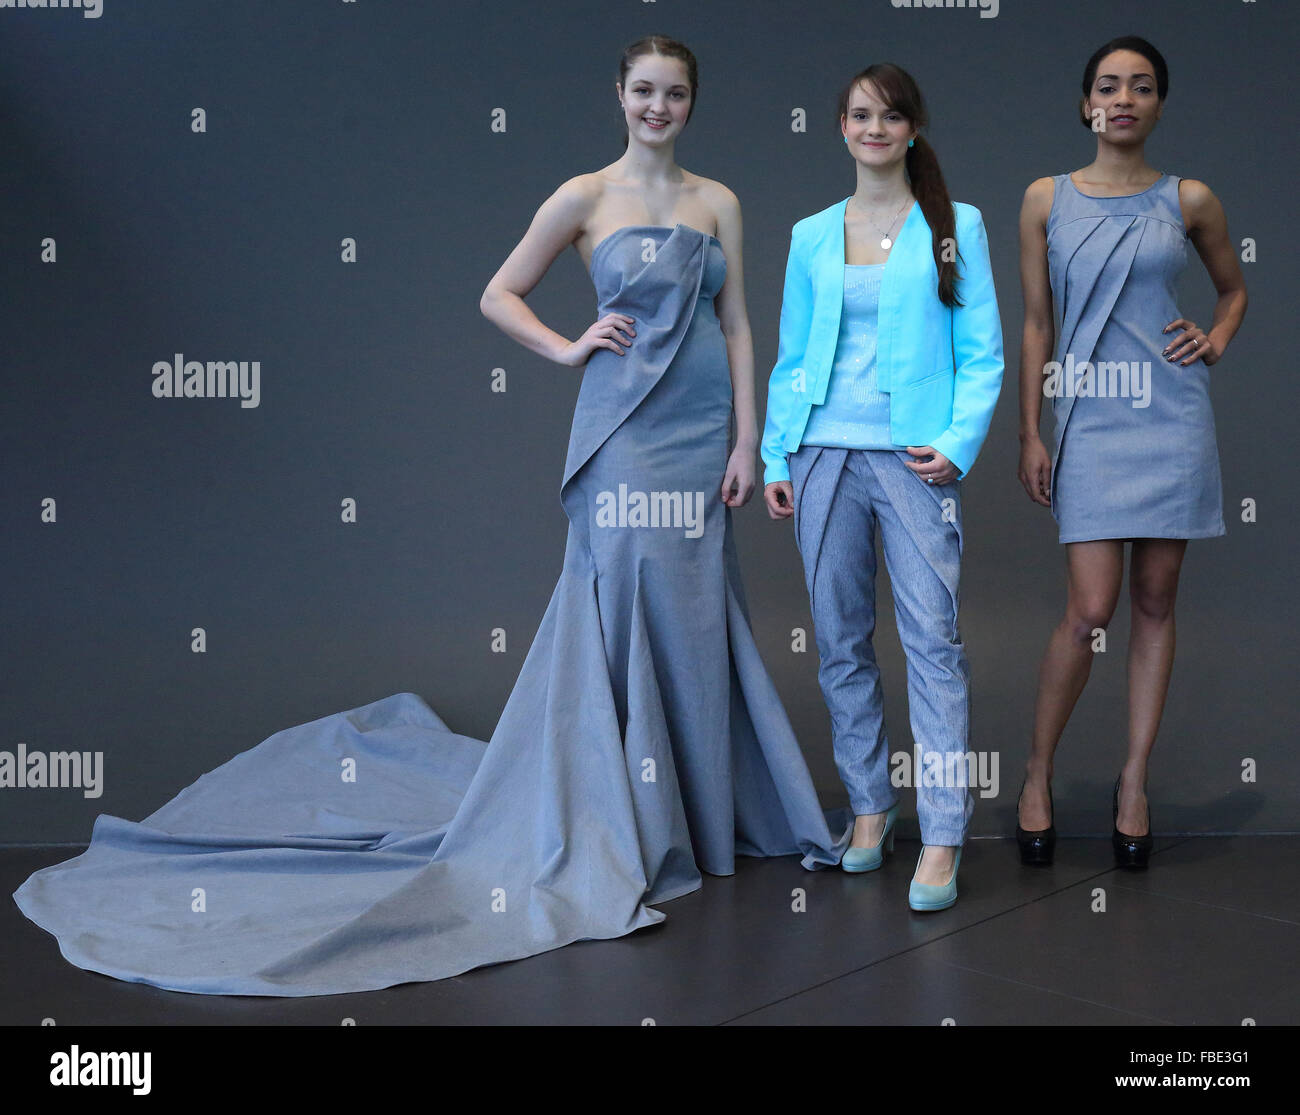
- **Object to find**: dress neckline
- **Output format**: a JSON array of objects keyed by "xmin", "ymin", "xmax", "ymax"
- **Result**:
[
  {"xmin": 588, "ymin": 223, "xmax": 721, "ymax": 272},
  {"xmin": 1065, "ymin": 172, "xmax": 1166, "ymax": 199}
]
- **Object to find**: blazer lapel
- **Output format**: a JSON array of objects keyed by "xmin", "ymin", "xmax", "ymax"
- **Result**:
[
  {"xmin": 809, "ymin": 199, "xmax": 850, "ymax": 405},
  {"xmin": 876, "ymin": 199, "xmax": 925, "ymax": 393},
  {"xmin": 810, "ymin": 196, "xmax": 924, "ymax": 401}
]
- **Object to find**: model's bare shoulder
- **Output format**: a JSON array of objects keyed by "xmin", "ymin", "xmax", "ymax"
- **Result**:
[
  {"xmin": 690, "ymin": 174, "xmax": 739, "ymax": 233},
  {"xmin": 1175, "ymin": 177, "xmax": 1217, "ymax": 233},
  {"xmin": 549, "ymin": 172, "xmax": 605, "ymax": 215},
  {"xmin": 1022, "ymin": 176, "xmax": 1056, "ymax": 222},
  {"xmin": 523, "ymin": 174, "xmax": 605, "ymax": 252},
  {"xmin": 695, "ymin": 174, "xmax": 739, "ymax": 208},
  {"xmin": 1176, "ymin": 176, "xmax": 1214, "ymax": 202}
]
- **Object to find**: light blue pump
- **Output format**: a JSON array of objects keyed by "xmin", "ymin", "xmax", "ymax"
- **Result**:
[
  {"xmin": 908, "ymin": 846, "xmax": 961, "ymax": 911},
  {"xmin": 840, "ymin": 803, "xmax": 899, "ymax": 873}
]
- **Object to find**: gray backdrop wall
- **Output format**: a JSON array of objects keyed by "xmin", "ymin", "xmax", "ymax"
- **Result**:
[{"xmin": 2, "ymin": 0, "xmax": 1295, "ymax": 844}]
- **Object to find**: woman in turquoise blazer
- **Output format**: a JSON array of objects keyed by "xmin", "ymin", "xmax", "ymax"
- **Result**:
[
  {"xmin": 762, "ymin": 63, "xmax": 1003, "ymax": 910},
  {"xmin": 761, "ymin": 150, "xmax": 1002, "ymax": 484}
]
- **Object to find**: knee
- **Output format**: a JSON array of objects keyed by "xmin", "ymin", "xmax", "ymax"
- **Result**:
[
  {"xmin": 816, "ymin": 631, "xmax": 880, "ymax": 678},
  {"xmin": 1131, "ymin": 580, "xmax": 1177, "ymax": 622},
  {"xmin": 817, "ymin": 645, "xmax": 855, "ymax": 681},
  {"xmin": 900, "ymin": 624, "xmax": 967, "ymax": 677},
  {"xmin": 1063, "ymin": 600, "xmax": 1115, "ymax": 643}
]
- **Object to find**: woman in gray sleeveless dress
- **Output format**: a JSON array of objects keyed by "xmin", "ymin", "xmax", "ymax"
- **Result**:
[
  {"xmin": 1014, "ymin": 36, "xmax": 1247, "ymax": 869},
  {"xmin": 13, "ymin": 37, "xmax": 849, "ymax": 997}
]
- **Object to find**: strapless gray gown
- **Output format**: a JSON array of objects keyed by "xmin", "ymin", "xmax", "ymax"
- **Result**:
[{"xmin": 13, "ymin": 222, "xmax": 852, "ymax": 997}]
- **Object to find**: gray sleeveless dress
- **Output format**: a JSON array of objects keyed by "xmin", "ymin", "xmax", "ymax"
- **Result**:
[
  {"xmin": 1046, "ymin": 172, "xmax": 1225, "ymax": 542},
  {"xmin": 12, "ymin": 222, "xmax": 851, "ymax": 997}
]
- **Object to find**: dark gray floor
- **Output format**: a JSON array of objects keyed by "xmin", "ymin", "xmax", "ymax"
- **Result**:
[{"xmin": 3, "ymin": 836, "xmax": 1295, "ymax": 1026}]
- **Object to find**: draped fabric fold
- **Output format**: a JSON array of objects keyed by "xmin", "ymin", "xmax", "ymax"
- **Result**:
[
  {"xmin": 792, "ymin": 444, "xmax": 962, "ymax": 624},
  {"xmin": 1045, "ymin": 174, "xmax": 1224, "ymax": 542},
  {"xmin": 14, "ymin": 222, "xmax": 850, "ymax": 997},
  {"xmin": 1047, "ymin": 212, "xmax": 1143, "ymax": 512}
]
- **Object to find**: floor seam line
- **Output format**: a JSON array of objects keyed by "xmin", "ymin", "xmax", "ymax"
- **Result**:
[{"xmin": 718, "ymin": 837, "xmax": 1202, "ymax": 1025}]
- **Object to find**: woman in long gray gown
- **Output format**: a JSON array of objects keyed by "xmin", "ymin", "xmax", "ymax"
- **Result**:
[{"xmin": 12, "ymin": 36, "xmax": 850, "ymax": 997}]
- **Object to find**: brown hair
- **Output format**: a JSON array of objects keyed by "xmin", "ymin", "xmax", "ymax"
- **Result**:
[
  {"xmin": 618, "ymin": 36, "xmax": 698, "ymax": 150},
  {"xmin": 837, "ymin": 64, "xmax": 961, "ymax": 307}
]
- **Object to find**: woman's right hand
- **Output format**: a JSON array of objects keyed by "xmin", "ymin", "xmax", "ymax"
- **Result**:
[
  {"xmin": 555, "ymin": 313, "xmax": 636, "ymax": 367},
  {"xmin": 764, "ymin": 481, "xmax": 794, "ymax": 520},
  {"xmin": 1018, "ymin": 435, "xmax": 1053, "ymax": 507}
]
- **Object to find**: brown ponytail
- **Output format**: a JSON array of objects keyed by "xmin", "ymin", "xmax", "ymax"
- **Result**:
[{"xmin": 836, "ymin": 64, "xmax": 962, "ymax": 307}]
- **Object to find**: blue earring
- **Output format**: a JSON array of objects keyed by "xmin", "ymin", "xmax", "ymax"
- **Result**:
[{"xmin": 908, "ymin": 138, "xmax": 915, "ymax": 147}]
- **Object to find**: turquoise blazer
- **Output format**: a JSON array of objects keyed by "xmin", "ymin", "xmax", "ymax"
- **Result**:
[{"xmin": 761, "ymin": 197, "xmax": 1004, "ymax": 484}]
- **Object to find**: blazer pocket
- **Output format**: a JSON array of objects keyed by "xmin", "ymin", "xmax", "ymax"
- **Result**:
[
  {"xmin": 889, "ymin": 368, "xmax": 954, "ymax": 436},
  {"xmin": 898, "ymin": 366, "xmax": 953, "ymax": 390}
]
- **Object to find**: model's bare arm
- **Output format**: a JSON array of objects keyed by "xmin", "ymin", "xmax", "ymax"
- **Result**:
[
  {"xmin": 1017, "ymin": 176, "xmax": 1056, "ymax": 507},
  {"xmin": 1163, "ymin": 179, "xmax": 1247, "ymax": 366},
  {"xmin": 479, "ymin": 176, "xmax": 635, "ymax": 367}
]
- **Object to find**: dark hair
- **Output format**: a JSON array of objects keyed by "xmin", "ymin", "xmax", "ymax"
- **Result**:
[
  {"xmin": 837, "ymin": 63, "xmax": 961, "ymax": 307},
  {"xmin": 618, "ymin": 36, "xmax": 698, "ymax": 151},
  {"xmin": 1078, "ymin": 35, "xmax": 1169, "ymax": 128}
]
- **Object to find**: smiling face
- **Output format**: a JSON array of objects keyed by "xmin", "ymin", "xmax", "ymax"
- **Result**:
[
  {"xmin": 1085, "ymin": 49, "xmax": 1164, "ymax": 142},
  {"xmin": 841, "ymin": 79, "xmax": 915, "ymax": 167},
  {"xmin": 618, "ymin": 55, "xmax": 692, "ymax": 144}
]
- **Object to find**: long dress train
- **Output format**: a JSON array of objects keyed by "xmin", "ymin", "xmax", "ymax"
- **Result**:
[{"xmin": 13, "ymin": 221, "xmax": 852, "ymax": 996}]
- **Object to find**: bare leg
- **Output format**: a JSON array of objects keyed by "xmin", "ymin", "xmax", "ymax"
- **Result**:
[
  {"xmin": 1117, "ymin": 538, "xmax": 1187, "ymax": 834},
  {"xmin": 1019, "ymin": 541, "xmax": 1125, "ymax": 829}
]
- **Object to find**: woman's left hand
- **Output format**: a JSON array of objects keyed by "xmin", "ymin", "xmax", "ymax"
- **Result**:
[
  {"xmin": 1162, "ymin": 318, "xmax": 1220, "ymax": 366},
  {"xmin": 721, "ymin": 446, "xmax": 756, "ymax": 508},
  {"xmin": 904, "ymin": 446, "xmax": 959, "ymax": 486}
]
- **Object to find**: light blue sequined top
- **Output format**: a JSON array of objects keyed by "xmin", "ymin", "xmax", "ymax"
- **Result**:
[{"xmin": 800, "ymin": 263, "xmax": 903, "ymax": 450}]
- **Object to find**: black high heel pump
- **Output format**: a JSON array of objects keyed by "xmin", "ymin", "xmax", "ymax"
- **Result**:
[
  {"xmin": 1015, "ymin": 777, "xmax": 1055, "ymax": 866},
  {"xmin": 1112, "ymin": 772, "xmax": 1153, "ymax": 869}
]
